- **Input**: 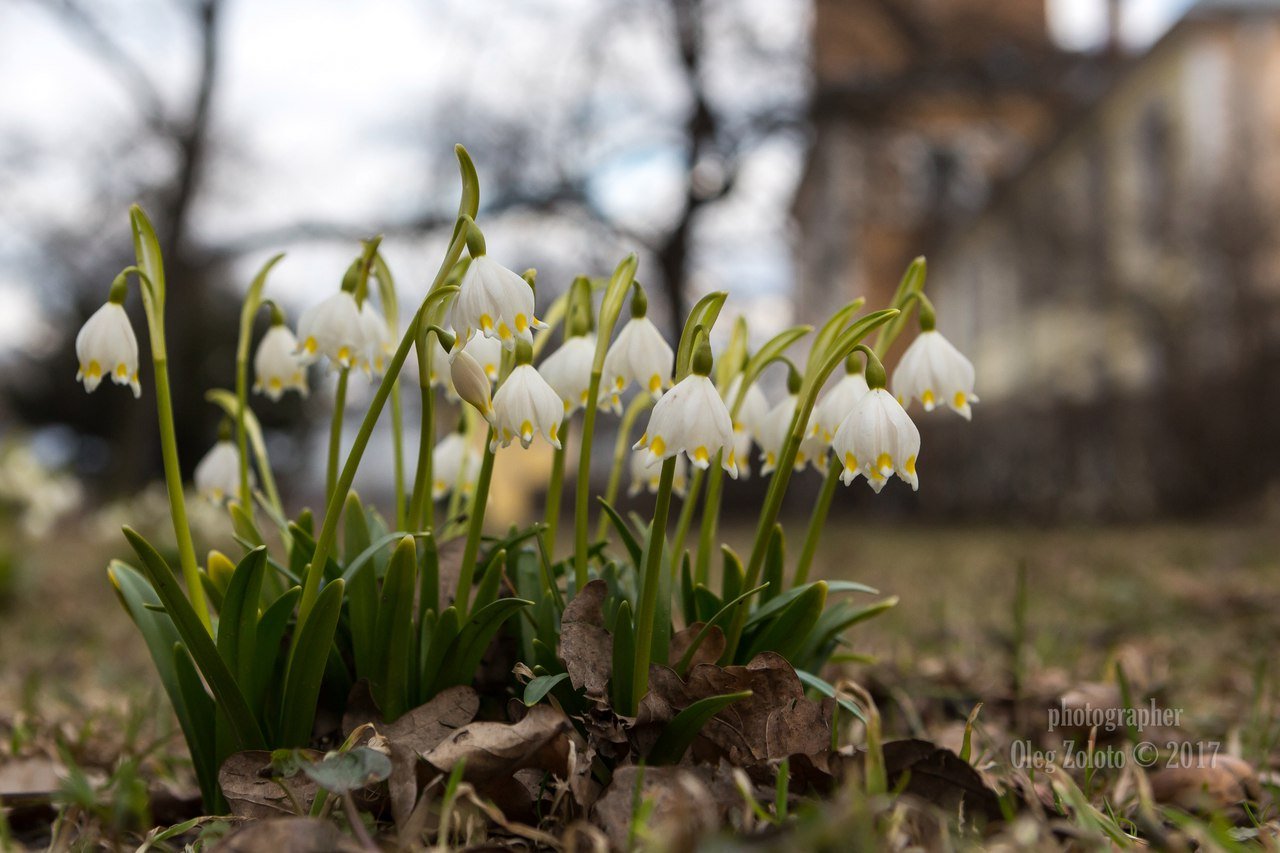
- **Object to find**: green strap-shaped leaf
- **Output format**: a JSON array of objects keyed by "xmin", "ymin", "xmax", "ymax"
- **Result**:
[
  {"xmin": 761, "ymin": 524, "xmax": 785, "ymax": 603},
  {"xmin": 419, "ymin": 606, "xmax": 460, "ymax": 699},
  {"xmin": 470, "ymin": 548, "xmax": 506, "ymax": 614},
  {"xmin": 279, "ymin": 578, "xmax": 345, "ymax": 747},
  {"xmin": 741, "ymin": 582, "xmax": 827, "ymax": 663},
  {"xmin": 674, "ymin": 291, "xmax": 728, "ymax": 381},
  {"xmin": 417, "ymin": 532, "xmax": 440, "ymax": 624},
  {"xmin": 123, "ymin": 528, "xmax": 265, "ymax": 749},
  {"xmin": 216, "ymin": 548, "xmax": 267, "ymax": 687},
  {"xmin": 647, "ymin": 691, "xmax": 752, "ymax": 765},
  {"xmin": 371, "ymin": 537, "xmax": 417, "ymax": 721},
  {"xmin": 674, "ymin": 583, "xmax": 769, "ymax": 676},
  {"xmin": 721, "ymin": 545, "xmax": 744, "ymax": 605},
  {"xmin": 610, "ymin": 599, "xmax": 635, "ymax": 714},
  {"xmin": 344, "ymin": 493, "xmax": 377, "ymax": 681},
  {"xmin": 679, "ymin": 557, "xmax": 697, "ymax": 626},
  {"xmin": 522, "ymin": 673, "xmax": 571, "ymax": 707},
  {"xmin": 794, "ymin": 596, "xmax": 899, "ymax": 672},
  {"xmin": 229, "ymin": 501, "xmax": 265, "ymax": 548},
  {"xmin": 252, "ymin": 586, "xmax": 300, "ymax": 729},
  {"xmin": 795, "ymin": 669, "xmax": 865, "ymax": 723},
  {"xmin": 435, "ymin": 598, "xmax": 532, "ymax": 690},
  {"xmin": 745, "ymin": 580, "xmax": 878, "ymax": 629},
  {"xmin": 172, "ymin": 643, "xmax": 222, "ymax": 811},
  {"xmin": 597, "ymin": 498, "xmax": 642, "ymax": 566}
]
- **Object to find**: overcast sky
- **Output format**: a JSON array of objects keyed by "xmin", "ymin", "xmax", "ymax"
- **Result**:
[{"xmin": 0, "ymin": 0, "xmax": 1198, "ymax": 356}]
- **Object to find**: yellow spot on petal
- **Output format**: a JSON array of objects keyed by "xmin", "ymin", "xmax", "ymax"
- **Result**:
[
  {"xmin": 337, "ymin": 346, "xmax": 352, "ymax": 363},
  {"xmin": 734, "ymin": 422, "xmax": 745, "ymax": 434},
  {"xmin": 520, "ymin": 420, "xmax": 533, "ymax": 440},
  {"xmin": 615, "ymin": 376, "xmax": 625, "ymax": 391},
  {"xmin": 480, "ymin": 314, "xmax": 494, "ymax": 332},
  {"xmin": 694, "ymin": 446, "xmax": 709, "ymax": 464},
  {"xmin": 650, "ymin": 435, "xmax": 666, "ymax": 457},
  {"xmin": 515, "ymin": 314, "xmax": 529, "ymax": 333},
  {"xmin": 269, "ymin": 378, "xmax": 283, "ymax": 391},
  {"xmin": 434, "ymin": 479, "xmax": 447, "ymax": 492},
  {"xmin": 765, "ymin": 452, "xmax": 776, "ymax": 466},
  {"xmin": 648, "ymin": 374, "xmax": 662, "ymax": 394},
  {"xmin": 580, "ymin": 390, "xmax": 589, "ymax": 404},
  {"xmin": 876, "ymin": 452, "xmax": 893, "ymax": 472},
  {"xmin": 905, "ymin": 455, "xmax": 917, "ymax": 475},
  {"xmin": 498, "ymin": 323, "xmax": 512, "ymax": 340},
  {"xmin": 115, "ymin": 363, "xmax": 127, "ymax": 378},
  {"xmin": 844, "ymin": 452, "xmax": 858, "ymax": 470},
  {"xmin": 922, "ymin": 389, "xmax": 935, "ymax": 407},
  {"xmin": 953, "ymin": 391, "xmax": 967, "ymax": 409},
  {"xmin": 86, "ymin": 360, "xmax": 101, "ymax": 379},
  {"xmin": 303, "ymin": 338, "xmax": 317, "ymax": 354},
  {"xmin": 563, "ymin": 399, "xmax": 571, "ymax": 412},
  {"xmin": 502, "ymin": 428, "xmax": 513, "ymax": 441},
  {"xmin": 550, "ymin": 422, "xmax": 559, "ymax": 441}
]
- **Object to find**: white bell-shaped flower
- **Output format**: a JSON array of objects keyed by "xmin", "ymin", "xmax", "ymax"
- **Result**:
[
  {"xmin": 540, "ymin": 334, "xmax": 597, "ymax": 415},
  {"xmin": 810, "ymin": 371, "xmax": 870, "ymax": 445},
  {"xmin": 490, "ymin": 362, "xmax": 564, "ymax": 451},
  {"xmin": 634, "ymin": 372, "xmax": 738, "ymax": 478},
  {"xmin": 194, "ymin": 439, "xmax": 250, "ymax": 503},
  {"xmin": 447, "ymin": 255, "xmax": 546, "ymax": 351},
  {"xmin": 628, "ymin": 448, "xmax": 688, "ymax": 497},
  {"xmin": 431, "ymin": 432, "xmax": 482, "ymax": 499},
  {"xmin": 722, "ymin": 374, "xmax": 769, "ymax": 480},
  {"xmin": 358, "ymin": 302, "xmax": 395, "ymax": 378},
  {"xmin": 450, "ymin": 348, "xmax": 495, "ymax": 422},
  {"xmin": 463, "ymin": 333, "xmax": 503, "ymax": 383},
  {"xmin": 757, "ymin": 394, "xmax": 822, "ymax": 475},
  {"xmin": 75, "ymin": 301, "xmax": 141, "ymax": 398},
  {"xmin": 600, "ymin": 316, "xmax": 673, "ymax": 413},
  {"xmin": 892, "ymin": 329, "xmax": 978, "ymax": 420},
  {"xmin": 253, "ymin": 324, "xmax": 309, "ymax": 401},
  {"xmin": 297, "ymin": 290, "xmax": 365, "ymax": 371},
  {"xmin": 832, "ymin": 388, "xmax": 921, "ymax": 493}
]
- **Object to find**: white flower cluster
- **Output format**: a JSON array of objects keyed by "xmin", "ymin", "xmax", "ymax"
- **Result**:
[
  {"xmin": 296, "ymin": 291, "xmax": 396, "ymax": 379},
  {"xmin": 0, "ymin": 444, "xmax": 83, "ymax": 539}
]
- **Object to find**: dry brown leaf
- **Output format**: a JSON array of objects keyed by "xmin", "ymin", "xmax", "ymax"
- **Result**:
[
  {"xmin": 423, "ymin": 704, "xmax": 573, "ymax": 785},
  {"xmin": 667, "ymin": 622, "xmax": 725, "ymax": 670},
  {"xmin": 881, "ymin": 739, "xmax": 1003, "ymax": 822},
  {"xmin": 210, "ymin": 816, "xmax": 365, "ymax": 852},
  {"xmin": 1149, "ymin": 755, "xmax": 1263, "ymax": 821},
  {"xmin": 558, "ymin": 579, "xmax": 613, "ymax": 701},
  {"xmin": 594, "ymin": 765, "xmax": 732, "ymax": 852},
  {"xmin": 217, "ymin": 750, "xmax": 320, "ymax": 819}
]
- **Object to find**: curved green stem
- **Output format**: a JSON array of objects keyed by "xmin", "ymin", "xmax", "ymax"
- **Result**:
[
  {"xmin": 544, "ymin": 417, "xmax": 570, "ymax": 560},
  {"xmin": 669, "ymin": 466, "xmax": 704, "ymax": 570},
  {"xmin": 326, "ymin": 369, "xmax": 349, "ymax": 504},
  {"xmin": 407, "ymin": 328, "xmax": 437, "ymax": 533},
  {"xmin": 794, "ymin": 456, "xmax": 841, "ymax": 586},
  {"xmin": 594, "ymin": 394, "xmax": 651, "ymax": 542},
  {"xmin": 456, "ymin": 432, "xmax": 496, "ymax": 620},
  {"xmin": 629, "ymin": 456, "xmax": 677, "ymax": 714},
  {"xmin": 694, "ymin": 461, "xmax": 726, "ymax": 586}
]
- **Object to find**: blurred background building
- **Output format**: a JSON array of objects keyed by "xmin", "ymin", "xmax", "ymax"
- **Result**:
[
  {"xmin": 3, "ymin": 0, "xmax": 1273, "ymax": 522},
  {"xmin": 795, "ymin": 0, "xmax": 1280, "ymax": 518}
]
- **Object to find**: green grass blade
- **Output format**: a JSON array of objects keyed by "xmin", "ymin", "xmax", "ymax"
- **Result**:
[
  {"xmin": 344, "ymin": 493, "xmax": 377, "ymax": 681},
  {"xmin": 610, "ymin": 599, "xmax": 635, "ymax": 713},
  {"xmin": 279, "ymin": 578, "xmax": 345, "ymax": 747},
  {"xmin": 597, "ymin": 498, "xmax": 642, "ymax": 566},
  {"xmin": 172, "ymin": 643, "xmax": 223, "ymax": 811},
  {"xmin": 372, "ymin": 536, "xmax": 417, "ymax": 721}
]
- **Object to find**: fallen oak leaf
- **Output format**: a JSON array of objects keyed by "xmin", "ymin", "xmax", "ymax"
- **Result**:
[
  {"xmin": 217, "ymin": 751, "xmax": 321, "ymax": 819},
  {"xmin": 558, "ymin": 579, "xmax": 612, "ymax": 701},
  {"xmin": 210, "ymin": 816, "xmax": 364, "ymax": 852},
  {"xmin": 594, "ymin": 765, "xmax": 735, "ymax": 852},
  {"xmin": 881, "ymin": 739, "xmax": 1003, "ymax": 822},
  {"xmin": 668, "ymin": 622, "xmax": 726, "ymax": 671},
  {"xmin": 423, "ymin": 704, "xmax": 573, "ymax": 786}
]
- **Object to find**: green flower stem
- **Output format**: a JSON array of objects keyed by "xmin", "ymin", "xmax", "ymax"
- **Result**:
[
  {"xmin": 572, "ymin": 369, "xmax": 605, "ymax": 591},
  {"xmin": 629, "ymin": 455, "xmax": 677, "ymax": 714},
  {"xmin": 326, "ymin": 368, "xmax": 350, "ymax": 505},
  {"xmin": 456, "ymin": 431, "xmax": 496, "ymax": 620},
  {"xmin": 543, "ymin": 417, "xmax": 570, "ymax": 560},
  {"xmin": 407, "ymin": 330, "xmax": 436, "ymax": 533},
  {"xmin": 793, "ymin": 456, "xmax": 841, "ymax": 586},
  {"xmin": 594, "ymin": 394, "xmax": 651, "ymax": 542},
  {"xmin": 693, "ymin": 457, "xmax": 726, "ymax": 586},
  {"xmin": 390, "ymin": 378, "xmax": 406, "ymax": 529},
  {"xmin": 153, "ymin": 356, "xmax": 212, "ymax": 632},
  {"xmin": 669, "ymin": 466, "xmax": 704, "ymax": 570}
]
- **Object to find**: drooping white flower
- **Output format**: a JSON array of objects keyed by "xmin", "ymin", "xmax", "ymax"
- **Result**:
[
  {"xmin": 194, "ymin": 440, "xmax": 250, "ymax": 503},
  {"xmin": 490, "ymin": 364, "xmax": 564, "ymax": 451},
  {"xmin": 447, "ymin": 255, "xmax": 546, "ymax": 351},
  {"xmin": 892, "ymin": 330, "xmax": 978, "ymax": 420},
  {"xmin": 832, "ymin": 388, "xmax": 921, "ymax": 493},
  {"xmin": 358, "ymin": 302, "xmax": 395, "ymax": 377},
  {"xmin": 75, "ymin": 302, "xmax": 140, "ymax": 398},
  {"xmin": 253, "ymin": 324, "xmax": 309, "ymax": 401},
  {"xmin": 297, "ymin": 290, "xmax": 365, "ymax": 370},
  {"xmin": 757, "ymin": 394, "xmax": 824, "ymax": 475},
  {"xmin": 634, "ymin": 374, "xmax": 738, "ymax": 477},
  {"xmin": 628, "ymin": 448, "xmax": 688, "ymax": 497},
  {"xmin": 462, "ymin": 333, "xmax": 503, "ymax": 383},
  {"xmin": 540, "ymin": 334, "xmax": 597, "ymax": 414},
  {"xmin": 450, "ymin": 348, "xmax": 495, "ymax": 422},
  {"xmin": 721, "ymin": 374, "xmax": 769, "ymax": 479},
  {"xmin": 431, "ymin": 433, "xmax": 482, "ymax": 499},
  {"xmin": 810, "ymin": 371, "xmax": 870, "ymax": 445},
  {"xmin": 600, "ymin": 316, "xmax": 673, "ymax": 412}
]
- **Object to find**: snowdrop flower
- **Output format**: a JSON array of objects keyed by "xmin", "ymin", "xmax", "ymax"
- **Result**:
[
  {"xmin": 447, "ymin": 244, "xmax": 546, "ymax": 350},
  {"xmin": 462, "ymin": 333, "xmax": 502, "ymax": 383},
  {"xmin": 75, "ymin": 298, "xmax": 140, "ymax": 398},
  {"xmin": 490, "ymin": 342, "xmax": 563, "ymax": 451},
  {"xmin": 358, "ymin": 302, "xmax": 395, "ymax": 377},
  {"xmin": 540, "ymin": 334, "xmax": 597, "ymax": 414},
  {"xmin": 809, "ymin": 368, "xmax": 870, "ymax": 445},
  {"xmin": 450, "ymin": 348, "xmax": 495, "ymax": 422},
  {"xmin": 194, "ymin": 434, "xmax": 250, "ymax": 503},
  {"xmin": 253, "ymin": 321, "xmax": 309, "ymax": 401},
  {"xmin": 758, "ymin": 394, "xmax": 820, "ymax": 475},
  {"xmin": 892, "ymin": 329, "xmax": 979, "ymax": 420},
  {"xmin": 628, "ymin": 448, "xmax": 688, "ymax": 497},
  {"xmin": 297, "ymin": 290, "xmax": 364, "ymax": 370},
  {"xmin": 633, "ymin": 334, "xmax": 738, "ymax": 477},
  {"xmin": 600, "ymin": 288, "xmax": 673, "ymax": 412},
  {"xmin": 431, "ymin": 432, "xmax": 481, "ymax": 499},
  {"xmin": 832, "ymin": 350, "xmax": 921, "ymax": 494},
  {"xmin": 722, "ymin": 373, "xmax": 769, "ymax": 479}
]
